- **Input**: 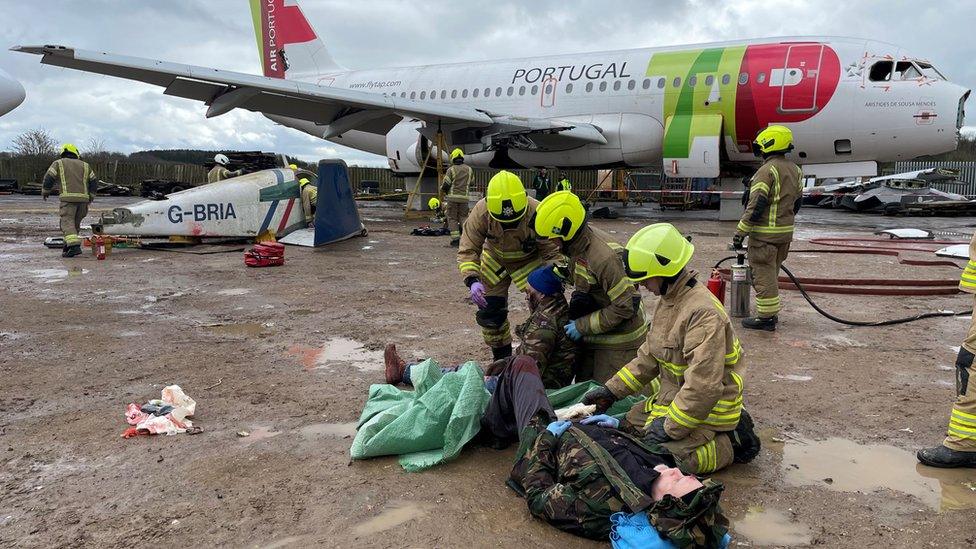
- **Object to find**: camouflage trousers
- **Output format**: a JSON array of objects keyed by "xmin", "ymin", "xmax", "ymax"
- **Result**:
[
  {"xmin": 944, "ymin": 295, "xmax": 976, "ymax": 451},
  {"xmin": 576, "ymin": 346, "xmax": 640, "ymax": 385},
  {"xmin": 445, "ymin": 201, "xmax": 469, "ymax": 239},
  {"xmin": 59, "ymin": 202, "xmax": 88, "ymax": 246},
  {"xmin": 750, "ymin": 239, "xmax": 790, "ymax": 318}
]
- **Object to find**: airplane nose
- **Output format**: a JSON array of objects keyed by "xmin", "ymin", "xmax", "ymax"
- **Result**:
[{"xmin": 0, "ymin": 68, "xmax": 26, "ymax": 117}]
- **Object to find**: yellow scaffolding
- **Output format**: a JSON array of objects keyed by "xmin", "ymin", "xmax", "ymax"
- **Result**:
[{"xmin": 404, "ymin": 128, "xmax": 447, "ymax": 219}]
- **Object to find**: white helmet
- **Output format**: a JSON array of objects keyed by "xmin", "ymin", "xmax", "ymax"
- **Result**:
[{"xmin": 214, "ymin": 153, "xmax": 229, "ymax": 166}]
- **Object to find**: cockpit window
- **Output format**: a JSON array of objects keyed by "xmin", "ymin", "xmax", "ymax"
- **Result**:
[
  {"xmin": 896, "ymin": 61, "xmax": 921, "ymax": 80},
  {"xmin": 915, "ymin": 61, "xmax": 946, "ymax": 79},
  {"xmin": 869, "ymin": 61, "xmax": 893, "ymax": 81}
]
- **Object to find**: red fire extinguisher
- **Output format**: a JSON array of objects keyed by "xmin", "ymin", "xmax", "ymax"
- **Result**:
[
  {"xmin": 707, "ymin": 269, "xmax": 725, "ymax": 305},
  {"xmin": 95, "ymin": 236, "xmax": 106, "ymax": 260}
]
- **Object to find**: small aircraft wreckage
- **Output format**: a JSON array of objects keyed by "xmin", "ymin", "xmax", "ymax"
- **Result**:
[{"xmin": 93, "ymin": 159, "xmax": 366, "ymax": 247}]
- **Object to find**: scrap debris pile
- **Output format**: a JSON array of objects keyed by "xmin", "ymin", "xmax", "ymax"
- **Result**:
[
  {"xmin": 803, "ymin": 167, "xmax": 976, "ymax": 216},
  {"xmin": 121, "ymin": 385, "xmax": 201, "ymax": 438}
]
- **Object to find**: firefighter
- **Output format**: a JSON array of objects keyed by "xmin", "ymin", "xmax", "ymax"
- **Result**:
[
  {"xmin": 207, "ymin": 153, "xmax": 242, "ymax": 183},
  {"xmin": 41, "ymin": 143, "xmax": 98, "ymax": 258},
  {"xmin": 917, "ymin": 232, "xmax": 976, "ymax": 468},
  {"xmin": 300, "ymin": 178, "xmax": 317, "ymax": 225},
  {"xmin": 531, "ymin": 168, "xmax": 552, "ymax": 201},
  {"xmin": 534, "ymin": 190, "xmax": 647, "ymax": 383},
  {"xmin": 732, "ymin": 125, "xmax": 803, "ymax": 331},
  {"xmin": 440, "ymin": 148, "xmax": 474, "ymax": 246},
  {"xmin": 458, "ymin": 170, "xmax": 560, "ymax": 360},
  {"xmin": 583, "ymin": 223, "xmax": 759, "ymax": 475},
  {"xmin": 555, "ymin": 178, "xmax": 572, "ymax": 192}
]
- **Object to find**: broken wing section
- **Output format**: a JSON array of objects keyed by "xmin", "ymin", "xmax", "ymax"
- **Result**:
[{"xmin": 662, "ymin": 113, "xmax": 723, "ymax": 178}]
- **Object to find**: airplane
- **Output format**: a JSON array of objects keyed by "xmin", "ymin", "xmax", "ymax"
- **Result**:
[
  {"xmin": 11, "ymin": 0, "xmax": 970, "ymax": 180},
  {"xmin": 0, "ymin": 67, "xmax": 25, "ymax": 117}
]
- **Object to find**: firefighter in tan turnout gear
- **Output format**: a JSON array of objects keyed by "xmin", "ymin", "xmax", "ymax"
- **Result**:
[
  {"xmin": 41, "ymin": 143, "xmax": 98, "ymax": 258},
  {"xmin": 534, "ymin": 190, "xmax": 648, "ymax": 383},
  {"xmin": 440, "ymin": 148, "xmax": 473, "ymax": 246},
  {"xmin": 917, "ymin": 232, "xmax": 976, "ymax": 468},
  {"xmin": 457, "ymin": 171, "xmax": 560, "ymax": 360},
  {"xmin": 583, "ymin": 223, "xmax": 760, "ymax": 475},
  {"xmin": 207, "ymin": 153, "xmax": 242, "ymax": 183},
  {"xmin": 732, "ymin": 125, "xmax": 804, "ymax": 332}
]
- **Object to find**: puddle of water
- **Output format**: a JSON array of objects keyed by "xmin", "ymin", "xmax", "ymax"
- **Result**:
[
  {"xmin": 783, "ymin": 437, "xmax": 976, "ymax": 511},
  {"xmin": 30, "ymin": 268, "xmax": 89, "ymax": 283},
  {"xmin": 298, "ymin": 422, "xmax": 358, "ymax": 438},
  {"xmin": 351, "ymin": 501, "xmax": 429, "ymax": 536},
  {"xmin": 239, "ymin": 426, "xmax": 281, "ymax": 443},
  {"xmin": 206, "ymin": 323, "xmax": 268, "ymax": 337},
  {"xmin": 811, "ymin": 334, "xmax": 864, "ymax": 350},
  {"xmin": 259, "ymin": 536, "xmax": 304, "ymax": 549},
  {"xmin": 118, "ymin": 331, "xmax": 144, "ymax": 337},
  {"xmin": 734, "ymin": 507, "xmax": 812, "ymax": 546},
  {"xmin": 315, "ymin": 338, "xmax": 383, "ymax": 372},
  {"xmin": 361, "ymin": 246, "xmax": 373, "ymax": 250},
  {"xmin": 216, "ymin": 288, "xmax": 251, "ymax": 296},
  {"xmin": 774, "ymin": 374, "xmax": 813, "ymax": 382}
]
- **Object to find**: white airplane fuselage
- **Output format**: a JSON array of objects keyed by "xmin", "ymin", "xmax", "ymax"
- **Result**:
[
  {"xmin": 270, "ymin": 37, "xmax": 969, "ymax": 177},
  {"xmin": 0, "ymin": 67, "xmax": 26, "ymax": 117}
]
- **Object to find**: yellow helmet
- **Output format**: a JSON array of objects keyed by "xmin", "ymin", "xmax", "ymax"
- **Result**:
[
  {"xmin": 753, "ymin": 125, "xmax": 794, "ymax": 156},
  {"xmin": 534, "ymin": 190, "xmax": 585, "ymax": 241},
  {"xmin": 486, "ymin": 170, "xmax": 528, "ymax": 222},
  {"xmin": 299, "ymin": 178, "xmax": 310, "ymax": 187},
  {"xmin": 450, "ymin": 148, "xmax": 464, "ymax": 161},
  {"xmin": 61, "ymin": 143, "xmax": 80, "ymax": 156},
  {"xmin": 428, "ymin": 197, "xmax": 441, "ymax": 210},
  {"xmin": 289, "ymin": 163, "xmax": 299, "ymax": 170},
  {"xmin": 623, "ymin": 223, "xmax": 694, "ymax": 281}
]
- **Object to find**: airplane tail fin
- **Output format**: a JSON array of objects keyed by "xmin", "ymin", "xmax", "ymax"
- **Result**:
[{"xmin": 249, "ymin": 0, "xmax": 344, "ymax": 81}]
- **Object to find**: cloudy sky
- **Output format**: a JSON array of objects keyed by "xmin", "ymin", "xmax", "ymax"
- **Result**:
[{"xmin": 0, "ymin": 0, "xmax": 973, "ymax": 166}]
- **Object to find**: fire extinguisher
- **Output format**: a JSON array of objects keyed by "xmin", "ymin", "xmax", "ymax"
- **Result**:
[
  {"xmin": 95, "ymin": 235, "xmax": 106, "ymax": 260},
  {"xmin": 707, "ymin": 269, "xmax": 726, "ymax": 305}
]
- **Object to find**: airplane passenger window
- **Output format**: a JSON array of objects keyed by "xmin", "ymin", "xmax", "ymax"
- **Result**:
[
  {"xmin": 585, "ymin": 82, "xmax": 594, "ymax": 92},
  {"xmin": 896, "ymin": 62, "xmax": 921, "ymax": 80},
  {"xmin": 642, "ymin": 78, "xmax": 652, "ymax": 89},
  {"xmin": 507, "ymin": 86, "xmax": 514, "ymax": 96},
  {"xmin": 657, "ymin": 78, "xmax": 665, "ymax": 89},
  {"xmin": 869, "ymin": 61, "xmax": 893, "ymax": 82},
  {"xmin": 613, "ymin": 81, "xmax": 621, "ymax": 91},
  {"xmin": 473, "ymin": 88, "xmax": 479, "ymax": 98},
  {"xmin": 545, "ymin": 84, "xmax": 553, "ymax": 95},
  {"xmin": 915, "ymin": 61, "xmax": 946, "ymax": 79},
  {"xmin": 441, "ymin": 90, "xmax": 447, "ymax": 99},
  {"xmin": 673, "ymin": 76, "xmax": 681, "ymax": 88},
  {"xmin": 705, "ymin": 75, "xmax": 714, "ymax": 86},
  {"xmin": 420, "ymin": 91, "xmax": 426, "ymax": 99},
  {"xmin": 722, "ymin": 74, "xmax": 731, "ymax": 85},
  {"xmin": 495, "ymin": 87, "xmax": 503, "ymax": 97},
  {"xmin": 565, "ymin": 83, "xmax": 573, "ymax": 93},
  {"xmin": 689, "ymin": 75, "xmax": 697, "ymax": 87},
  {"xmin": 451, "ymin": 90, "xmax": 457, "ymax": 99},
  {"xmin": 519, "ymin": 85, "xmax": 526, "ymax": 95},
  {"xmin": 738, "ymin": 72, "xmax": 748, "ymax": 85},
  {"xmin": 431, "ymin": 90, "xmax": 436, "ymax": 99},
  {"xmin": 628, "ymin": 80, "xmax": 635, "ymax": 90},
  {"xmin": 531, "ymin": 85, "xmax": 539, "ymax": 95},
  {"xmin": 599, "ymin": 81, "xmax": 608, "ymax": 92},
  {"xmin": 484, "ymin": 88, "xmax": 491, "ymax": 97},
  {"xmin": 757, "ymin": 72, "xmax": 766, "ymax": 84},
  {"xmin": 462, "ymin": 89, "xmax": 469, "ymax": 98}
]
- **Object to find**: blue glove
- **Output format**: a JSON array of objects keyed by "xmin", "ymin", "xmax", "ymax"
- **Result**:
[
  {"xmin": 564, "ymin": 321, "xmax": 582, "ymax": 341},
  {"xmin": 546, "ymin": 420, "xmax": 572, "ymax": 437},
  {"xmin": 581, "ymin": 414, "xmax": 619, "ymax": 429}
]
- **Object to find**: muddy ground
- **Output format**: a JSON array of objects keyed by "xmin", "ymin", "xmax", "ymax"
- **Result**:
[{"xmin": 1, "ymin": 195, "xmax": 976, "ymax": 548}]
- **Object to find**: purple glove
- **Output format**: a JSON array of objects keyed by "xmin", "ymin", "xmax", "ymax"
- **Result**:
[{"xmin": 469, "ymin": 281, "xmax": 487, "ymax": 308}]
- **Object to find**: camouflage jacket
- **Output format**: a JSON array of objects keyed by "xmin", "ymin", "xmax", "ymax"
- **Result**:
[
  {"xmin": 514, "ymin": 295, "xmax": 578, "ymax": 389},
  {"xmin": 509, "ymin": 417, "xmax": 728, "ymax": 547}
]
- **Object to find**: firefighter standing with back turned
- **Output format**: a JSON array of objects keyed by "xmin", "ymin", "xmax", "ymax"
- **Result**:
[
  {"xmin": 732, "ymin": 125, "xmax": 803, "ymax": 331},
  {"xmin": 441, "ymin": 148, "xmax": 474, "ymax": 247},
  {"xmin": 917, "ymin": 232, "xmax": 976, "ymax": 468},
  {"xmin": 457, "ymin": 171, "xmax": 560, "ymax": 360},
  {"xmin": 534, "ymin": 190, "xmax": 648, "ymax": 383},
  {"xmin": 42, "ymin": 144, "xmax": 98, "ymax": 258}
]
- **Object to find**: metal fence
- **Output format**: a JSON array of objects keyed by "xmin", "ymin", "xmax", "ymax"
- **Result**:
[{"xmin": 894, "ymin": 161, "xmax": 976, "ymax": 197}]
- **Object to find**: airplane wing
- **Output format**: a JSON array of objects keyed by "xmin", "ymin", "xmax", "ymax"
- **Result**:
[{"xmin": 12, "ymin": 45, "xmax": 607, "ymax": 148}]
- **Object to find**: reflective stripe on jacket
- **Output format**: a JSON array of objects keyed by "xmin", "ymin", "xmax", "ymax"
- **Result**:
[
  {"xmin": 45, "ymin": 158, "xmax": 96, "ymax": 203},
  {"xmin": 736, "ymin": 156, "xmax": 803, "ymax": 244}
]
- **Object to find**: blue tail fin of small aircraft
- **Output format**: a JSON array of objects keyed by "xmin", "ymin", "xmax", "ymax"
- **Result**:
[{"xmin": 313, "ymin": 159, "xmax": 366, "ymax": 246}]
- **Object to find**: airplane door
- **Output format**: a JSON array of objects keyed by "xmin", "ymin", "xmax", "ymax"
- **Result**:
[
  {"xmin": 541, "ymin": 76, "xmax": 557, "ymax": 108},
  {"xmin": 777, "ymin": 44, "xmax": 824, "ymax": 113}
]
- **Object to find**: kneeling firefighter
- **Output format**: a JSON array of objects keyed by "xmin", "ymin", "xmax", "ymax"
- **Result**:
[
  {"xmin": 457, "ymin": 171, "xmax": 561, "ymax": 360},
  {"xmin": 584, "ymin": 223, "xmax": 759, "ymax": 475},
  {"xmin": 534, "ymin": 190, "xmax": 647, "ymax": 383},
  {"xmin": 732, "ymin": 125, "xmax": 804, "ymax": 331}
]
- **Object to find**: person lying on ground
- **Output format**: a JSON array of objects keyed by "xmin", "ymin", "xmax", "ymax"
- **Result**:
[
  {"xmin": 386, "ymin": 265, "xmax": 578, "ymax": 389},
  {"xmin": 472, "ymin": 354, "xmax": 735, "ymax": 547},
  {"xmin": 583, "ymin": 223, "xmax": 760, "ymax": 475}
]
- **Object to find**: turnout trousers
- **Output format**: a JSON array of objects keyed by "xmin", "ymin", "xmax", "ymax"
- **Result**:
[
  {"xmin": 945, "ymin": 294, "xmax": 976, "ymax": 451},
  {"xmin": 749, "ymin": 239, "xmax": 790, "ymax": 318},
  {"xmin": 59, "ymin": 202, "xmax": 88, "ymax": 246},
  {"xmin": 445, "ymin": 201, "xmax": 469, "ymax": 240}
]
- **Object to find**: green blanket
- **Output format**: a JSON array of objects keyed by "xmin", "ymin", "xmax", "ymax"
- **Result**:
[{"xmin": 350, "ymin": 361, "xmax": 645, "ymax": 472}]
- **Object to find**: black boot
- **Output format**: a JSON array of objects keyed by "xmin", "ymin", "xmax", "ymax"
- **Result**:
[
  {"xmin": 741, "ymin": 315, "xmax": 777, "ymax": 332},
  {"xmin": 729, "ymin": 409, "xmax": 761, "ymax": 463},
  {"xmin": 917, "ymin": 445, "xmax": 976, "ymax": 468},
  {"xmin": 62, "ymin": 244, "xmax": 82, "ymax": 258},
  {"xmin": 491, "ymin": 344, "xmax": 513, "ymax": 361}
]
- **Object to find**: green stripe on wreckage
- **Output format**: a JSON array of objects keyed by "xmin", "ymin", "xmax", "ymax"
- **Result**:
[{"xmin": 645, "ymin": 46, "xmax": 746, "ymax": 158}]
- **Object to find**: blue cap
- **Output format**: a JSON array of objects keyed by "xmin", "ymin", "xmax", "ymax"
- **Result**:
[{"xmin": 527, "ymin": 265, "xmax": 563, "ymax": 296}]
